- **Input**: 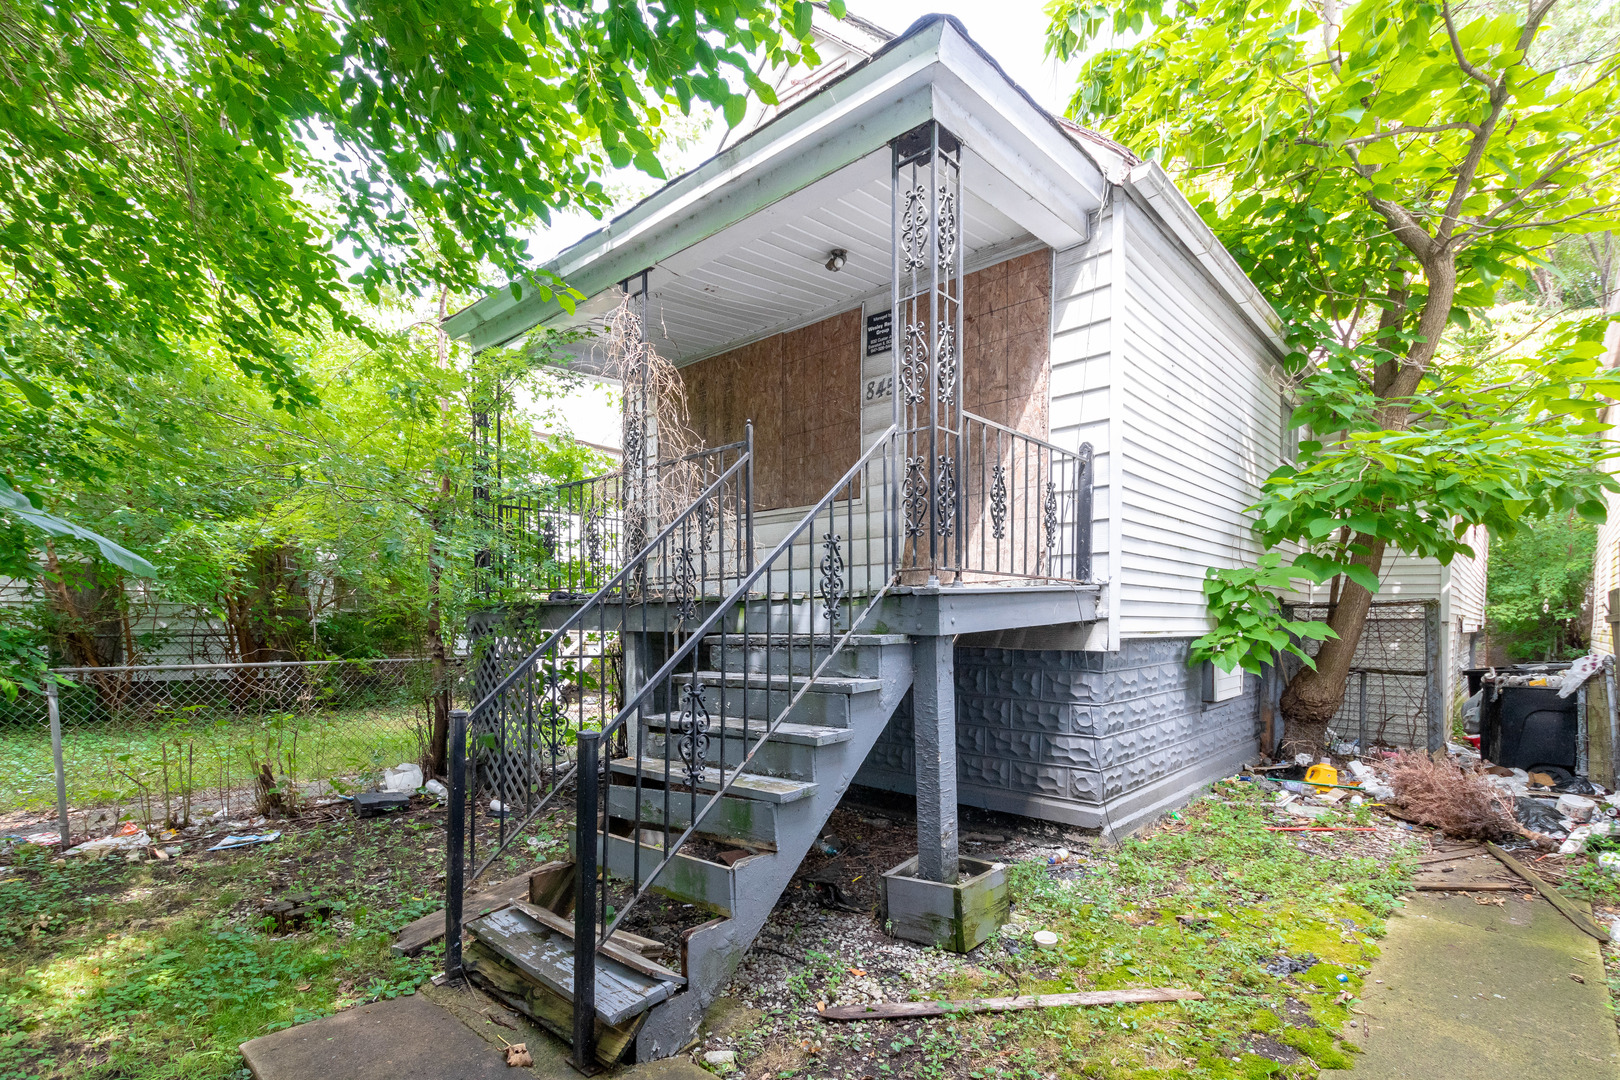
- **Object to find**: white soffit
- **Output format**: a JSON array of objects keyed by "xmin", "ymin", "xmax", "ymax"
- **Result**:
[
  {"xmin": 547, "ymin": 149, "xmax": 1035, "ymax": 370},
  {"xmin": 446, "ymin": 18, "xmax": 1112, "ymax": 356}
]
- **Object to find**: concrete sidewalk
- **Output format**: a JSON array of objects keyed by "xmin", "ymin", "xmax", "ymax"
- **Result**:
[
  {"xmin": 239, "ymin": 984, "xmax": 711, "ymax": 1079},
  {"xmin": 1350, "ymin": 856, "xmax": 1620, "ymax": 1078}
]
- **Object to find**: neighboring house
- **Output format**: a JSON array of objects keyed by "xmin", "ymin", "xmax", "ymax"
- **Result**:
[{"xmin": 441, "ymin": 12, "xmax": 1343, "ymax": 1063}]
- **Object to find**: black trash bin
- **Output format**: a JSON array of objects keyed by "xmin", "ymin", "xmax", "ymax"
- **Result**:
[{"xmin": 1466, "ymin": 663, "xmax": 1580, "ymax": 774}]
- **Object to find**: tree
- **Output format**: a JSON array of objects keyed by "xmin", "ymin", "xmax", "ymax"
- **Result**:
[
  {"xmin": 1486, "ymin": 508, "xmax": 1597, "ymax": 659},
  {"xmin": 1048, "ymin": 0, "xmax": 1620, "ymax": 753},
  {"xmin": 0, "ymin": 0, "xmax": 824, "ymax": 573}
]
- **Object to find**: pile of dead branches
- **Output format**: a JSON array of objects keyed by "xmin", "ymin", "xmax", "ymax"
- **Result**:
[{"xmin": 1385, "ymin": 752, "xmax": 1518, "ymax": 841}]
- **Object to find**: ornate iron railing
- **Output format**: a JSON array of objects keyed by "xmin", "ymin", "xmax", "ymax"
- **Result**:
[
  {"xmin": 476, "ymin": 439, "xmax": 753, "ymax": 599},
  {"xmin": 950, "ymin": 411, "xmax": 1093, "ymax": 582},
  {"xmin": 454, "ymin": 435, "xmax": 753, "ymax": 884},
  {"xmin": 561, "ymin": 426, "xmax": 899, "ymax": 1063}
]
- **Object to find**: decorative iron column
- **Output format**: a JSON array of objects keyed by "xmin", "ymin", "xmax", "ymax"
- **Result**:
[
  {"xmin": 620, "ymin": 269, "xmax": 654, "ymax": 584},
  {"xmin": 892, "ymin": 121, "xmax": 965, "ymax": 581}
]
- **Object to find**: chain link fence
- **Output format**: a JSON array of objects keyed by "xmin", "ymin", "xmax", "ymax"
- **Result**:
[
  {"xmin": 1286, "ymin": 600, "xmax": 1442, "ymax": 752},
  {"xmin": 0, "ymin": 659, "xmax": 468, "ymax": 830}
]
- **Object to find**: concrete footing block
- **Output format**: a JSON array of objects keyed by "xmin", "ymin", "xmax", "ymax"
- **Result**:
[{"xmin": 880, "ymin": 856, "xmax": 1008, "ymax": 953}]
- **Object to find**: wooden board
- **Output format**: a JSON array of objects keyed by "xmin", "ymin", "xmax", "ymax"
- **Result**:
[
  {"xmin": 507, "ymin": 899, "xmax": 685, "ymax": 984},
  {"xmin": 466, "ymin": 905, "xmax": 679, "ymax": 1027},
  {"xmin": 819, "ymin": 988, "xmax": 1204, "ymax": 1021},
  {"xmin": 1485, "ymin": 842, "xmax": 1610, "ymax": 941},
  {"xmin": 1412, "ymin": 881, "xmax": 1526, "ymax": 892},
  {"xmin": 464, "ymin": 942, "xmax": 642, "ymax": 1068},
  {"xmin": 391, "ymin": 863, "xmax": 565, "ymax": 957}
]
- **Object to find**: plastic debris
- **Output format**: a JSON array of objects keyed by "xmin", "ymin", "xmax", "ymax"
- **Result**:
[
  {"xmin": 382, "ymin": 763, "xmax": 423, "ymax": 794},
  {"xmin": 207, "ymin": 831, "xmax": 281, "ymax": 851},
  {"xmin": 423, "ymin": 778, "xmax": 449, "ymax": 802},
  {"xmin": 1559, "ymin": 821, "xmax": 1614, "ymax": 855},
  {"xmin": 65, "ymin": 828, "xmax": 153, "ymax": 859},
  {"xmin": 1514, "ymin": 798, "xmax": 1566, "ymax": 836},
  {"xmin": 1557, "ymin": 794, "xmax": 1597, "ymax": 822},
  {"xmin": 1033, "ymin": 930, "xmax": 1059, "ymax": 949},
  {"xmin": 1559, "ymin": 654, "xmax": 1604, "ymax": 698}
]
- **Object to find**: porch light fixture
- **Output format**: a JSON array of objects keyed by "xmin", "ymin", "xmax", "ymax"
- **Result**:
[{"xmin": 824, "ymin": 248, "xmax": 847, "ymax": 272}]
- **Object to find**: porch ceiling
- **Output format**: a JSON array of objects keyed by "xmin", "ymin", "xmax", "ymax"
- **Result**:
[{"xmin": 550, "ymin": 149, "xmax": 1034, "ymax": 371}]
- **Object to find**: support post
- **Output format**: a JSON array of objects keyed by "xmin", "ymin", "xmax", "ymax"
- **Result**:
[
  {"xmin": 912, "ymin": 635, "xmax": 958, "ymax": 884},
  {"xmin": 48, "ymin": 681, "xmax": 69, "ymax": 848},
  {"xmin": 444, "ymin": 708, "xmax": 469, "ymax": 979},
  {"xmin": 572, "ymin": 731, "xmax": 601, "ymax": 1074},
  {"xmin": 1425, "ymin": 601, "xmax": 1443, "ymax": 753},
  {"xmin": 1357, "ymin": 670, "xmax": 1369, "ymax": 755},
  {"xmin": 1606, "ymin": 656, "xmax": 1620, "ymax": 791}
]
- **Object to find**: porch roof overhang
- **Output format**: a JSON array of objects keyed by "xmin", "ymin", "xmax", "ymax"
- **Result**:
[{"xmin": 443, "ymin": 16, "xmax": 1114, "ymax": 366}]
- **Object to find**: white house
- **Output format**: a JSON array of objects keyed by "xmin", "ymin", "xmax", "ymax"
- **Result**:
[{"xmin": 441, "ymin": 12, "xmax": 1448, "ymax": 1062}]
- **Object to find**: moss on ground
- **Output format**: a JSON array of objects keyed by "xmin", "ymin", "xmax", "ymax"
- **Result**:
[{"xmin": 741, "ymin": 779, "xmax": 1416, "ymax": 1080}]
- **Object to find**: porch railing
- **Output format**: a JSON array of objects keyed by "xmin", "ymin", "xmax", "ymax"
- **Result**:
[
  {"xmin": 568, "ymin": 423, "xmax": 900, "ymax": 1065},
  {"xmin": 454, "ymin": 428, "xmax": 755, "ymax": 891},
  {"xmin": 476, "ymin": 438, "xmax": 753, "ymax": 599},
  {"xmin": 947, "ymin": 411, "xmax": 1093, "ymax": 582}
]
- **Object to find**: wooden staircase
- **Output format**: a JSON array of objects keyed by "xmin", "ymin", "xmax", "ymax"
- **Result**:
[{"xmin": 457, "ymin": 632, "xmax": 912, "ymax": 1064}]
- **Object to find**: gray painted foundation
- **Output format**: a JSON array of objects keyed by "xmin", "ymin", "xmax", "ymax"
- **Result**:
[{"xmin": 855, "ymin": 638, "xmax": 1261, "ymax": 837}]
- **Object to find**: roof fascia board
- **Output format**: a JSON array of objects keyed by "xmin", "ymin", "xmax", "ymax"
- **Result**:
[
  {"xmin": 934, "ymin": 86, "xmax": 1091, "ymax": 250},
  {"xmin": 1125, "ymin": 161, "xmax": 1288, "ymax": 360},
  {"xmin": 450, "ymin": 23, "xmax": 949, "ymax": 350},
  {"xmin": 931, "ymin": 29, "xmax": 1107, "ymax": 212}
]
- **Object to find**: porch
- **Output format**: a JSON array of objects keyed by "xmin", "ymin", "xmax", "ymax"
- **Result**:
[{"xmin": 439, "ymin": 18, "xmax": 1126, "ymax": 1067}]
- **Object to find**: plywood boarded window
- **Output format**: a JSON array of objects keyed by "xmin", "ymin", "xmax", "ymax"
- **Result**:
[
  {"xmin": 679, "ymin": 310, "xmax": 863, "ymax": 511},
  {"xmin": 962, "ymin": 248, "xmax": 1052, "ymax": 437},
  {"xmin": 677, "ymin": 249, "xmax": 1051, "ymax": 513}
]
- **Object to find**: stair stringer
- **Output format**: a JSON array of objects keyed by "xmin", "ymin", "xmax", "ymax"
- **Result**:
[{"xmin": 632, "ymin": 642, "xmax": 915, "ymax": 1060}]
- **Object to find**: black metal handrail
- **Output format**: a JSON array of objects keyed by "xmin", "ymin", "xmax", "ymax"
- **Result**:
[
  {"xmin": 948, "ymin": 411, "xmax": 1093, "ymax": 582},
  {"xmin": 567, "ymin": 424, "xmax": 900, "ymax": 1065},
  {"xmin": 458, "ymin": 444, "xmax": 755, "ymax": 884},
  {"xmin": 478, "ymin": 439, "xmax": 752, "ymax": 598}
]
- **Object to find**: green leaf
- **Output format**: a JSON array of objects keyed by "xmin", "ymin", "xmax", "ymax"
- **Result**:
[{"xmin": 0, "ymin": 483, "xmax": 155, "ymax": 576}]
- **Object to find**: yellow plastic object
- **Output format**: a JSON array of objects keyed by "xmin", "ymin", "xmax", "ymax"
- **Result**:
[{"xmin": 1304, "ymin": 763, "xmax": 1339, "ymax": 793}]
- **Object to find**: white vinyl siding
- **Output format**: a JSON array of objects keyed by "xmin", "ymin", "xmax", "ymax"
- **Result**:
[
  {"xmin": 1113, "ymin": 191, "xmax": 1286, "ymax": 640},
  {"xmin": 1050, "ymin": 202, "xmax": 1117, "ymax": 650}
]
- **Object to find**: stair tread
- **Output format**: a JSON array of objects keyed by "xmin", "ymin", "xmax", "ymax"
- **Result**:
[
  {"xmin": 608, "ymin": 757, "xmax": 817, "ymax": 803},
  {"xmin": 705, "ymin": 633, "xmax": 909, "ymax": 646},
  {"xmin": 466, "ymin": 906, "xmax": 678, "ymax": 1027},
  {"xmin": 640, "ymin": 713, "xmax": 854, "ymax": 746},
  {"xmin": 671, "ymin": 670, "xmax": 882, "ymax": 695}
]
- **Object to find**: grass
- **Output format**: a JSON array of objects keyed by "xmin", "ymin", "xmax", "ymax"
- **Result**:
[
  {"xmin": 0, "ymin": 704, "xmax": 427, "ymax": 815},
  {"xmin": 0, "ymin": 806, "xmax": 457, "ymax": 1079},
  {"xmin": 731, "ymin": 779, "xmax": 1420, "ymax": 1080}
]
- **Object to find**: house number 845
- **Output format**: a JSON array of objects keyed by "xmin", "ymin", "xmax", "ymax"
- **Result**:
[{"xmin": 863, "ymin": 376, "xmax": 894, "ymax": 402}]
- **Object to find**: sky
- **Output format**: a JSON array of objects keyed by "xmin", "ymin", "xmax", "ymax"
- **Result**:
[{"xmin": 530, "ymin": 1, "xmax": 1079, "ymax": 449}]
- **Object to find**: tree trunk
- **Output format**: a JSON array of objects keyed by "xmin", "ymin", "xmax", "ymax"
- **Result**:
[{"xmin": 1278, "ymin": 535, "xmax": 1388, "ymax": 757}]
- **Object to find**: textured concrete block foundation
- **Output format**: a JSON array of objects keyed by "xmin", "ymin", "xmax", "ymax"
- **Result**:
[
  {"xmin": 880, "ymin": 856, "xmax": 1008, "ymax": 953},
  {"xmin": 856, "ymin": 638, "xmax": 1263, "ymax": 836}
]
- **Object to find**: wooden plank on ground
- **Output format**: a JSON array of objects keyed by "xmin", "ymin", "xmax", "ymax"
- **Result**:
[
  {"xmin": 466, "ymin": 906, "xmax": 678, "ymax": 1026},
  {"xmin": 1485, "ymin": 842, "xmax": 1610, "ymax": 941},
  {"xmin": 818, "ymin": 988, "xmax": 1204, "ymax": 1021},
  {"xmin": 464, "ymin": 943, "xmax": 641, "ymax": 1068},
  {"xmin": 508, "ymin": 899, "xmax": 685, "ymax": 985},
  {"xmin": 391, "ymin": 863, "xmax": 567, "ymax": 957},
  {"xmin": 1412, "ymin": 881, "xmax": 1526, "ymax": 892}
]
